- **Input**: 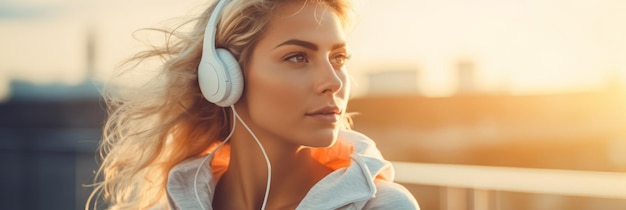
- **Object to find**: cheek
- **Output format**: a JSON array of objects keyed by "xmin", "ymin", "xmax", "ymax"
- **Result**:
[
  {"xmin": 245, "ymin": 68, "xmax": 307, "ymax": 125},
  {"xmin": 250, "ymin": 78, "xmax": 301, "ymax": 109}
]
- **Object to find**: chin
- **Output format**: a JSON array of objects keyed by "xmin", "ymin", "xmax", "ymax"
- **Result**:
[{"xmin": 304, "ymin": 128, "xmax": 339, "ymax": 148}]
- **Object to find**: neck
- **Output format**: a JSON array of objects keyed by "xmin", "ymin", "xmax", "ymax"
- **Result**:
[{"xmin": 213, "ymin": 119, "xmax": 331, "ymax": 209}]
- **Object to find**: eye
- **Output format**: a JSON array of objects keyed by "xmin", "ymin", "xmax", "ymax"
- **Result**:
[
  {"xmin": 331, "ymin": 53, "xmax": 351, "ymax": 66},
  {"xmin": 284, "ymin": 53, "xmax": 309, "ymax": 63}
]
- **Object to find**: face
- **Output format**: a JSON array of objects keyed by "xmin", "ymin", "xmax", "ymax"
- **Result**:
[{"xmin": 237, "ymin": 2, "xmax": 350, "ymax": 148}]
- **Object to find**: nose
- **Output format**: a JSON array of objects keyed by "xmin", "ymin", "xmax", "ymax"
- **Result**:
[{"xmin": 315, "ymin": 61, "xmax": 343, "ymax": 95}]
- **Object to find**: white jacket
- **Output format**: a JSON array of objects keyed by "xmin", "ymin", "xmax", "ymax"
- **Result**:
[{"xmin": 166, "ymin": 130, "xmax": 419, "ymax": 210}]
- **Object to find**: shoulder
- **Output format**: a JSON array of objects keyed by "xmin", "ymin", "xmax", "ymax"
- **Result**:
[
  {"xmin": 364, "ymin": 180, "xmax": 420, "ymax": 210},
  {"xmin": 167, "ymin": 156, "xmax": 216, "ymax": 210}
]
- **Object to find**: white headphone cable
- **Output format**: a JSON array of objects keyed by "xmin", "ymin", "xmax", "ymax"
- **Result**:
[
  {"xmin": 231, "ymin": 105, "xmax": 272, "ymax": 210},
  {"xmin": 194, "ymin": 107, "xmax": 236, "ymax": 210},
  {"xmin": 193, "ymin": 105, "xmax": 272, "ymax": 210}
]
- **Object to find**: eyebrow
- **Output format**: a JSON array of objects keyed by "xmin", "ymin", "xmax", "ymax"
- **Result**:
[{"xmin": 274, "ymin": 39, "xmax": 346, "ymax": 51}]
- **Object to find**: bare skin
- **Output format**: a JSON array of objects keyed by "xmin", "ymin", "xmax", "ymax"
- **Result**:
[{"xmin": 212, "ymin": 1, "xmax": 351, "ymax": 210}]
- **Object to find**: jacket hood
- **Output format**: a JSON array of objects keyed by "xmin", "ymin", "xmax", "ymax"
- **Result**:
[
  {"xmin": 296, "ymin": 130, "xmax": 395, "ymax": 209},
  {"xmin": 166, "ymin": 130, "xmax": 395, "ymax": 210}
]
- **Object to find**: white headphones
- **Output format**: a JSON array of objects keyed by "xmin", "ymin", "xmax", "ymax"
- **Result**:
[
  {"xmin": 195, "ymin": 2, "xmax": 272, "ymax": 210},
  {"xmin": 198, "ymin": 0, "xmax": 243, "ymax": 107}
]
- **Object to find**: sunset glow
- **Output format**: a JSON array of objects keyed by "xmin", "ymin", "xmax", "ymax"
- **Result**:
[
  {"xmin": 349, "ymin": 0, "xmax": 626, "ymax": 96},
  {"xmin": 3, "ymin": 1, "xmax": 626, "ymax": 209},
  {"xmin": 1, "ymin": 0, "xmax": 626, "ymax": 97}
]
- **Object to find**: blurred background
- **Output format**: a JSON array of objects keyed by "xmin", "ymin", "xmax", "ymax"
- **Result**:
[{"xmin": 1, "ymin": 0, "xmax": 625, "ymax": 209}]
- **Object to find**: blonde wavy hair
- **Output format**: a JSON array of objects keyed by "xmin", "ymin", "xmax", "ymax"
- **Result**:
[{"xmin": 87, "ymin": 0, "xmax": 355, "ymax": 209}]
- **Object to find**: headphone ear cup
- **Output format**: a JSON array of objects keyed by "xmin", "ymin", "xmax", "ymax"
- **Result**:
[{"xmin": 214, "ymin": 48, "xmax": 243, "ymax": 107}]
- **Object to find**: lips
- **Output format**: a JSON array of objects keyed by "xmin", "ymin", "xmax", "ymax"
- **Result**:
[
  {"xmin": 306, "ymin": 106, "xmax": 341, "ymax": 116},
  {"xmin": 306, "ymin": 106, "xmax": 341, "ymax": 123}
]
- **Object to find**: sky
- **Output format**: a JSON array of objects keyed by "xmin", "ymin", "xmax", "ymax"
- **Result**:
[
  {"xmin": 1, "ymin": 0, "xmax": 626, "ymax": 98},
  {"xmin": 349, "ymin": 0, "xmax": 626, "ymax": 96}
]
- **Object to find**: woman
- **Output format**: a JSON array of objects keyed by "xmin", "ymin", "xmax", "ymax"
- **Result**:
[{"xmin": 89, "ymin": 0, "xmax": 419, "ymax": 209}]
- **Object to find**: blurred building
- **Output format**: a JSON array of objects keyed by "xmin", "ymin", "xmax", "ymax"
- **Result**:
[
  {"xmin": 0, "ymin": 80, "xmax": 103, "ymax": 210},
  {"xmin": 455, "ymin": 59, "xmax": 479, "ymax": 95},
  {"xmin": 367, "ymin": 70, "xmax": 420, "ymax": 95}
]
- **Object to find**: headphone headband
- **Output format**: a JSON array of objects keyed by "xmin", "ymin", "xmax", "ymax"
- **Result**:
[{"xmin": 203, "ymin": 0, "xmax": 230, "ymax": 55}]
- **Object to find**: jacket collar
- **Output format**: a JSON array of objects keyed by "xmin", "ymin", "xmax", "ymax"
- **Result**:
[
  {"xmin": 166, "ymin": 130, "xmax": 394, "ymax": 210},
  {"xmin": 296, "ymin": 152, "xmax": 392, "ymax": 209}
]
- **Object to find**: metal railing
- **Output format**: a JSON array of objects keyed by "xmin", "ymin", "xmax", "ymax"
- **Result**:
[{"xmin": 392, "ymin": 162, "xmax": 626, "ymax": 210}]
